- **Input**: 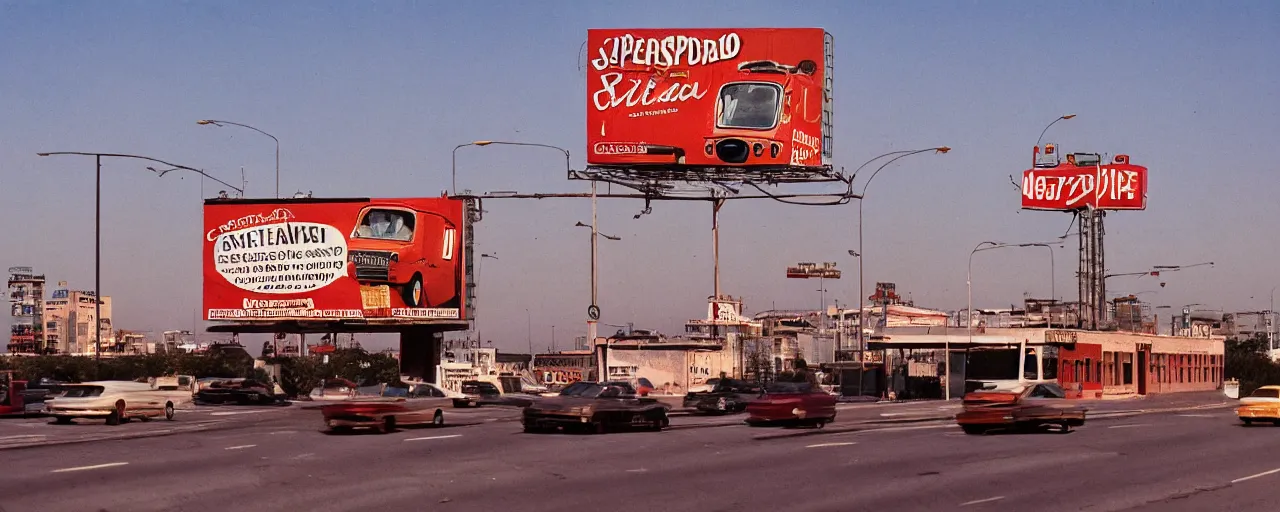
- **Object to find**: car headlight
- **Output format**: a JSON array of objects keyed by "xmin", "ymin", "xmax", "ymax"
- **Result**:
[{"xmin": 569, "ymin": 406, "xmax": 594, "ymax": 416}]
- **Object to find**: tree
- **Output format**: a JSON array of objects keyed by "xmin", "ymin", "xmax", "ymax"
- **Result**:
[{"xmin": 1225, "ymin": 333, "xmax": 1280, "ymax": 397}]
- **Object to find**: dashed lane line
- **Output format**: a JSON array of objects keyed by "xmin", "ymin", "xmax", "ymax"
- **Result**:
[
  {"xmin": 51, "ymin": 462, "xmax": 129, "ymax": 473},
  {"xmin": 405, "ymin": 434, "xmax": 463, "ymax": 442},
  {"xmin": 959, "ymin": 496, "xmax": 1005, "ymax": 507},
  {"xmin": 806, "ymin": 442, "xmax": 857, "ymax": 448},
  {"xmin": 1231, "ymin": 467, "xmax": 1280, "ymax": 484},
  {"xmin": 224, "ymin": 444, "xmax": 257, "ymax": 450}
]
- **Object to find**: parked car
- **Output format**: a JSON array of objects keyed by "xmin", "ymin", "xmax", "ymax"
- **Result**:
[
  {"xmin": 44, "ymin": 381, "xmax": 181, "ymax": 425},
  {"xmin": 955, "ymin": 382, "xmax": 1086, "ymax": 435},
  {"xmin": 454, "ymin": 380, "xmax": 502, "ymax": 408},
  {"xmin": 683, "ymin": 378, "xmax": 762, "ymax": 414},
  {"xmin": 321, "ymin": 386, "xmax": 451, "ymax": 434},
  {"xmin": 196, "ymin": 378, "xmax": 284, "ymax": 405},
  {"xmin": 522, "ymin": 381, "xmax": 670, "ymax": 434},
  {"xmin": 307, "ymin": 378, "xmax": 360, "ymax": 401},
  {"xmin": 744, "ymin": 380, "xmax": 837, "ymax": 428},
  {"xmin": 1237, "ymin": 385, "xmax": 1280, "ymax": 426}
]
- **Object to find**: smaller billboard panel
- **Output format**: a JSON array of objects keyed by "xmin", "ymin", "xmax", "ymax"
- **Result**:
[
  {"xmin": 1021, "ymin": 163, "xmax": 1148, "ymax": 211},
  {"xmin": 203, "ymin": 197, "xmax": 465, "ymax": 323},
  {"xmin": 586, "ymin": 28, "xmax": 832, "ymax": 169}
]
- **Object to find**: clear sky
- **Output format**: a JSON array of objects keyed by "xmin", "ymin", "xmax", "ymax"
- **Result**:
[{"xmin": 2, "ymin": 1, "xmax": 1278, "ymax": 353}]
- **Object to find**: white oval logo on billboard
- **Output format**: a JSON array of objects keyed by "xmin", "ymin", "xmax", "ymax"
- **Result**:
[{"xmin": 213, "ymin": 222, "xmax": 348, "ymax": 294}]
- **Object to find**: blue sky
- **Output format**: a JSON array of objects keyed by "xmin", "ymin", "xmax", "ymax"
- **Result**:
[{"xmin": 2, "ymin": 1, "xmax": 1278, "ymax": 352}]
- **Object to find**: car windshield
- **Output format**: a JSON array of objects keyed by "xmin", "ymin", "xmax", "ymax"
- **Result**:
[
  {"xmin": 559, "ymin": 382, "xmax": 604, "ymax": 397},
  {"xmin": 765, "ymin": 381, "xmax": 813, "ymax": 394},
  {"xmin": 61, "ymin": 386, "xmax": 104, "ymax": 398},
  {"xmin": 354, "ymin": 208, "xmax": 415, "ymax": 241},
  {"xmin": 718, "ymin": 83, "xmax": 782, "ymax": 130},
  {"xmin": 1249, "ymin": 388, "xmax": 1280, "ymax": 399}
]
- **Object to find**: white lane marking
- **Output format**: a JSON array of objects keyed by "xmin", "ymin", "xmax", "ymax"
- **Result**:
[
  {"xmin": 270, "ymin": 430, "xmax": 297, "ymax": 435},
  {"xmin": 1231, "ymin": 467, "xmax": 1280, "ymax": 484},
  {"xmin": 224, "ymin": 444, "xmax": 257, "ymax": 450},
  {"xmin": 1107, "ymin": 424, "xmax": 1148, "ymax": 429},
  {"xmin": 960, "ymin": 496, "xmax": 1005, "ymax": 506},
  {"xmin": 51, "ymin": 462, "xmax": 129, "ymax": 473},
  {"xmin": 803, "ymin": 440, "xmax": 855, "ymax": 448},
  {"xmin": 625, "ymin": 468, "xmax": 647, "ymax": 473},
  {"xmin": 209, "ymin": 410, "xmax": 270, "ymax": 416},
  {"xmin": 0, "ymin": 434, "xmax": 46, "ymax": 440},
  {"xmin": 405, "ymin": 434, "xmax": 463, "ymax": 441}
]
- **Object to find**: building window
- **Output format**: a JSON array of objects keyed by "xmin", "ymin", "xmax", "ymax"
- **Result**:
[
  {"xmin": 1121, "ymin": 352, "xmax": 1134, "ymax": 386},
  {"xmin": 76, "ymin": 323, "xmax": 89, "ymax": 337}
]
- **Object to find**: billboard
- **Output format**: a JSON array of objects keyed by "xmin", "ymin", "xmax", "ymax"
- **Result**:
[
  {"xmin": 586, "ymin": 28, "xmax": 832, "ymax": 169},
  {"xmin": 203, "ymin": 197, "xmax": 465, "ymax": 323},
  {"xmin": 1021, "ymin": 158, "xmax": 1148, "ymax": 211}
]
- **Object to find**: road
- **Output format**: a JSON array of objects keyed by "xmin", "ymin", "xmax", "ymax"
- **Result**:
[{"xmin": 0, "ymin": 398, "xmax": 1273, "ymax": 512}]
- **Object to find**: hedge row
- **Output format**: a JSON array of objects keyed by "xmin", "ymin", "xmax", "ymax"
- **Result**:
[{"xmin": 0, "ymin": 348, "xmax": 401, "ymax": 398}]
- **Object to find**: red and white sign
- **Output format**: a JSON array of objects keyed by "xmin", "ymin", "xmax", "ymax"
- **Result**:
[
  {"xmin": 586, "ymin": 28, "xmax": 833, "ymax": 169},
  {"xmin": 1020, "ymin": 163, "xmax": 1148, "ymax": 211},
  {"xmin": 203, "ymin": 196, "xmax": 466, "ymax": 323}
]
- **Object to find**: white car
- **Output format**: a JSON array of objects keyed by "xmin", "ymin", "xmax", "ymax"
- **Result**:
[{"xmin": 44, "ymin": 381, "xmax": 181, "ymax": 425}]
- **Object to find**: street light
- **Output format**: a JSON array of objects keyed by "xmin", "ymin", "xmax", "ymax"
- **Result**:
[
  {"xmin": 961, "ymin": 240, "xmax": 1061, "ymax": 399},
  {"xmin": 36, "ymin": 151, "xmax": 209, "ymax": 361},
  {"xmin": 1035, "ymin": 114, "xmax": 1076, "ymax": 150},
  {"xmin": 854, "ymin": 147, "xmax": 950, "ymax": 355},
  {"xmin": 147, "ymin": 167, "xmax": 244, "ymax": 197},
  {"xmin": 575, "ymin": 219, "xmax": 620, "ymax": 380},
  {"xmin": 451, "ymin": 140, "xmax": 571, "ymax": 196},
  {"xmin": 475, "ymin": 253, "xmax": 498, "ymax": 344},
  {"xmin": 196, "ymin": 119, "xmax": 280, "ymax": 198}
]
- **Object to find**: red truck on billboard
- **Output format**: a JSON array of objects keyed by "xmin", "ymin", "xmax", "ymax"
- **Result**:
[
  {"xmin": 586, "ymin": 28, "xmax": 833, "ymax": 169},
  {"xmin": 1021, "ymin": 151, "xmax": 1148, "ymax": 211},
  {"xmin": 203, "ymin": 196, "xmax": 465, "ymax": 323}
]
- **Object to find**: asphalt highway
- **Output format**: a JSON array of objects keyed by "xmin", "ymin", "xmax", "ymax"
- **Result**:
[{"xmin": 0, "ymin": 399, "xmax": 1273, "ymax": 512}]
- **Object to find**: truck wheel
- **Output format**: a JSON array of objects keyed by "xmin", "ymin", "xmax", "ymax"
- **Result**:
[
  {"xmin": 403, "ymin": 274, "xmax": 425, "ymax": 307},
  {"xmin": 164, "ymin": 402, "xmax": 175, "ymax": 421}
]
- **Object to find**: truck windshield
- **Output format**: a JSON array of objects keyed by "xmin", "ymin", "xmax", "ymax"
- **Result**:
[
  {"xmin": 354, "ymin": 209, "xmax": 415, "ymax": 241},
  {"xmin": 718, "ymin": 83, "xmax": 781, "ymax": 130}
]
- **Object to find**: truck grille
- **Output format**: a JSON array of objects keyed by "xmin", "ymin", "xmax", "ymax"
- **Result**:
[{"xmin": 349, "ymin": 251, "xmax": 393, "ymax": 281}]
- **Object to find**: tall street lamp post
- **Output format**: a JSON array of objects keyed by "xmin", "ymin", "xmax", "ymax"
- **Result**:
[
  {"xmin": 196, "ymin": 119, "xmax": 280, "ymax": 198},
  {"xmin": 36, "ymin": 151, "xmax": 217, "ymax": 361},
  {"xmin": 1034, "ymin": 114, "xmax": 1076, "ymax": 165},
  {"xmin": 452, "ymin": 140, "xmax": 571, "ymax": 196},
  {"xmin": 576, "ymin": 218, "xmax": 621, "ymax": 380},
  {"xmin": 475, "ymin": 253, "xmax": 498, "ymax": 344},
  {"xmin": 854, "ymin": 147, "xmax": 950, "ymax": 357}
]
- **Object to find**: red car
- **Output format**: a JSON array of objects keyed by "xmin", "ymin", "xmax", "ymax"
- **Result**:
[{"xmin": 745, "ymin": 380, "xmax": 837, "ymax": 428}]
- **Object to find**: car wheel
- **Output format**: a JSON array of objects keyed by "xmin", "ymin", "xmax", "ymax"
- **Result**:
[
  {"xmin": 1243, "ymin": 418, "xmax": 1254, "ymax": 426},
  {"xmin": 402, "ymin": 273, "xmax": 425, "ymax": 307},
  {"xmin": 376, "ymin": 416, "xmax": 396, "ymax": 434},
  {"xmin": 960, "ymin": 424, "xmax": 987, "ymax": 435},
  {"xmin": 53, "ymin": 417, "xmax": 73, "ymax": 425},
  {"xmin": 433, "ymin": 409, "xmax": 444, "ymax": 427},
  {"xmin": 106, "ymin": 401, "xmax": 125, "ymax": 426},
  {"xmin": 164, "ymin": 402, "xmax": 175, "ymax": 421},
  {"xmin": 649, "ymin": 412, "xmax": 668, "ymax": 431}
]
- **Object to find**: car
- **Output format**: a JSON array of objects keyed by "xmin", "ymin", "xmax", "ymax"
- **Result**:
[
  {"xmin": 1237, "ymin": 385, "xmax": 1280, "ymax": 426},
  {"xmin": 307, "ymin": 378, "xmax": 360, "ymax": 401},
  {"xmin": 744, "ymin": 380, "xmax": 837, "ymax": 427},
  {"xmin": 521, "ymin": 381, "xmax": 670, "ymax": 434},
  {"xmin": 44, "ymin": 381, "xmax": 182, "ymax": 425},
  {"xmin": 454, "ymin": 380, "xmax": 502, "ymax": 408},
  {"xmin": 195, "ymin": 378, "xmax": 284, "ymax": 405},
  {"xmin": 955, "ymin": 382, "xmax": 1086, "ymax": 435},
  {"xmin": 320, "ymin": 385, "xmax": 451, "ymax": 434},
  {"xmin": 683, "ymin": 378, "xmax": 762, "ymax": 414}
]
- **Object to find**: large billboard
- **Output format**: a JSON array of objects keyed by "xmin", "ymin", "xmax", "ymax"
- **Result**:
[
  {"xmin": 203, "ymin": 197, "xmax": 465, "ymax": 323},
  {"xmin": 586, "ymin": 28, "xmax": 832, "ymax": 169},
  {"xmin": 1020, "ymin": 156, "xmax": 1148, "ymax": 211}
]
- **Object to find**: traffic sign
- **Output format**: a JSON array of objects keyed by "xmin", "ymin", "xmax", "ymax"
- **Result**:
[{"xmin": 587, "ymin": 305, "xmax": 601, "ymax": 320}]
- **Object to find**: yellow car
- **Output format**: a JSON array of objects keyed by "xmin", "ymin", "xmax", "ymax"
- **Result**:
[{"xmin": 1237, "ymin": 385, "xmax": 1280, "ymax": 426}]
